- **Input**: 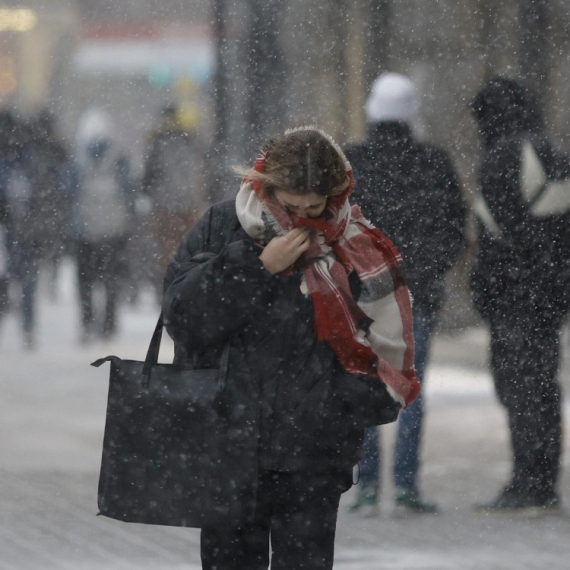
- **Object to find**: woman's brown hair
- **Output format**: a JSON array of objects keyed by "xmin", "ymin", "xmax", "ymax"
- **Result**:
[{"xmin": 236, "ymin": 128, "xmax": 350, "ymax": 198}]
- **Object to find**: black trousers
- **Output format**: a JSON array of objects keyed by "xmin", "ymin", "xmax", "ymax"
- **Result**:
[
  {"xmin": 200, "ymin": 469, "xmax": 352, "ymax": 570},
  {"xmin": 489, "ymin": 313, "xmax": 563, "ymax": 502}
]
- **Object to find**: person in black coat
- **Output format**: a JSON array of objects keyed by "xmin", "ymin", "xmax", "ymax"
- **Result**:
[
  {"xmin": 344, "ymin": 73, "xmax": 466, "ymax": 515},
  {"xmin": 26, "ymin": 110, "xmax": 68, "ymax": 296},
  {"xmin": 0, "ymin": 112, "xmax": 43, "ymax": 349},
  {"xmin": 470, "ymin": 76, "xmax": 570, "ymax": 513},
  {"xmin": 162, "ymin": 127, "xmax": 420, "ymax": 569}
]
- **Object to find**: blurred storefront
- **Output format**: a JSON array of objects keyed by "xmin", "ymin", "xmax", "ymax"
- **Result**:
[
  {"xmin": 0, "ymin": 3, "xmax": 77, "ymax": 112},
  {"xmin": 0, "ymin": 0, "xmax": 212, "ymax": 173},
  {"xmin": 66, "ymin": 19, "xmax": 213, "ymax": 172}
]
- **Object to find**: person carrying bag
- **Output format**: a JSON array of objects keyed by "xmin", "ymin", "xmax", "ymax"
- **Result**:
[{"xmin": 96, "ymin": 127, "xmax": 419, "ymax": 570}]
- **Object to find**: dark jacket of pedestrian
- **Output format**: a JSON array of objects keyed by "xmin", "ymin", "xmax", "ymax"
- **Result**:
[
  {"xmin": 470, "ymin": 78, "xmax": 570, "ymax": 323},
  {"xmin": 162, "ymin": 128, "xmax": 419, "ymax": 569},
  {"xmin": 345, "ymin": 122, "xmax": 466, "ymax": 314},
  {"xmin": 0, "ymin": 117, "xmax": 40, "ymax": 253},
  {"xmin": 25, "ymin": 110, "xmax": 68, "ymax": 260}
]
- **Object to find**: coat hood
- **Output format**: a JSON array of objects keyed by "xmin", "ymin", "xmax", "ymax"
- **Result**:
[{"xmin": 470, "ymin": 77, "xmax": 542, "ymax": 145}]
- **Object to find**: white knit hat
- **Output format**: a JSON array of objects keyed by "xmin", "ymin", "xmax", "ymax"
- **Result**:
[{"xmin": 364, "ymin": 72, "xmax": 418, "ymax": 123}]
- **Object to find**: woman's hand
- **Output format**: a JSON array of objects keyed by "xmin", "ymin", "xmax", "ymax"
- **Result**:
[{"xmin": 259, "ymin": 227, "xmax": 311, "ymax": 274}]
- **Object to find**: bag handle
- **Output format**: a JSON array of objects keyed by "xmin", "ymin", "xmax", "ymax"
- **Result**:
[
  {"xmin": 141, "ymin": 312, "xmax": 165, "ymax": 377},
  {"xmin": 141, "ymin": 312, "xmax": 231, "ymax": 389},
  {"xmin": 93, "ymin": 313, "xmax": 231, "ymax": 391}
]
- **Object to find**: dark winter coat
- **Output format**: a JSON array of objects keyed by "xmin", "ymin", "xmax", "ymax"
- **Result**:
[
  {"xmin": 470, "ymin": 131, "xmax": 570, "ymax": 322},
  {"xmin": 470, "ymin": 77, "xmax": 570, "ymax": 322},
  {"xmin": 0, "ymin": 147, "xmax": 36, "ymax": 247},
  {"xmin": 345, "ymin": 122, "xmax": 466, "ymax": 314},
  {"xmin": 162, "ymin": 200, "xmax": 399, "ymax": 494},
  {"xmin": 26, "ymin": 131, "xmax": 67, "ymax": 257}
]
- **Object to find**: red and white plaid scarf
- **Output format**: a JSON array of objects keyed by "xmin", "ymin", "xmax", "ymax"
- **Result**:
[{"xmin": 235, "ymin": 152, "xmax": 420, "ymax": 408}]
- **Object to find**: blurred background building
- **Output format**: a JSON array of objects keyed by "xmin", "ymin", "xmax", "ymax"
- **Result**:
[
  {"xmin": 1, "ymin": 0, "xmax": 211, "ymax": 174},
  {"xmin": 2, "ymin": 0, "xmax": 569, "ymax": 327},
  {"xmin": 3, "ymin": 0, "xmax": 569, "ymax": 181}
]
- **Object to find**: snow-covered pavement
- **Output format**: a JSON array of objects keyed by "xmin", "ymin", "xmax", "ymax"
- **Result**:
[{"xmin": 1, "ymin": 259, "xmax": 570, "ymax": 569}]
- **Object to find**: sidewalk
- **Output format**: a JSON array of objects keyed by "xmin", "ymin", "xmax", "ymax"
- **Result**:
[{"xmin": 1, "ymin": 260, "xmax": 570, "ymax": 569}]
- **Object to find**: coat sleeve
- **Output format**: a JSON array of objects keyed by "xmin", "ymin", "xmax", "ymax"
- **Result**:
[{"xmin": 162, "ymin": 204, "xmax": 278, "ymax": 351}]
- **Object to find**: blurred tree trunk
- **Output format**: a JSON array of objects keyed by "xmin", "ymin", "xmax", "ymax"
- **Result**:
[
  {"xmin": 244, "ymin": 0, "xmax": 286, "ymax": 155},
  {"xmin": 519, "ymin": 0, "xmax": 549, "ymax": 105},
  {"xmin": 327, "ymin": 0, "xmax": 350, "ymax": 141},
  {"xmin": 208, "ymin": 0, "xmax": 230, "ymax": 202},
  {"xmin": 364, "ymin": 0, "xmax": 391, "ymax": 89},
  {"xmin": 477, "ymin": 0, "xmax": 498, "ymax": 79}
]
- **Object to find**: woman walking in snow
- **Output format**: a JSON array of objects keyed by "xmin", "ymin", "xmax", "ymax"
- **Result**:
[{"xmin": 162, "ymin": 127, "xmax": 419, "ymax": 569}]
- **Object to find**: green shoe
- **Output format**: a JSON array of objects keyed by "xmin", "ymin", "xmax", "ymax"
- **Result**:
[
  {"xmin": 394, "ymin": 487, "xmax": 439, "ymax": 514},
  {"xmin": 348, "ymin": 485, "xmax": 379, "ymax": 516}
]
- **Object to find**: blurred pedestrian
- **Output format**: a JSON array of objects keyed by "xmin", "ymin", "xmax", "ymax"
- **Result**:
[
  {"xmin": 141, "ymin": 103, "xmax": 206, "ymax": 296},
  {"xmin": 62, "ymin": 108, "xmax": 134, "ymax": 343},
  {"xmin": 470, "ymin": 77, "xmax": 570, "ymax": 513},
  {"xmin": 0, "ymin": 174, "xmax": 9, "ymax": 331},
  {"xmin": 0, "ymin": 111, "xmax": 43, "ymax": 349},
  {"xmin": 26, "ymin": 109, "xmax": 68, "ymax": 299},
  {"xmin": 344, "ymin": 72, "xmax": 467, "ymax": 515},
  {"xmin": 0, "ymin": 112, "xmax": 16, "ymax": 334},
  {"xmin": 162, "ymin": 127, "xmax": 419, "ymax": 569}
]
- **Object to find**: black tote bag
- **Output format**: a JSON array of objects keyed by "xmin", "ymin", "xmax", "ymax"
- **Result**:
[{"xmin": 92, "ymin": 313, "xmax": 231, "ymax": 528}]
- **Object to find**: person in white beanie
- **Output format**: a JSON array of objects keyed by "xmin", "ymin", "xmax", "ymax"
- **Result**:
[
  {"xmin": 61, "ymin": 108, "xmax": 135, "ymax": 343},
  {"xmin": 345, "ymin": 72, "xmax": 466, "ymax": 515},
  {"xmin": 364, "ymin": 72, "xmax": 418, "ymax": 124}
]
